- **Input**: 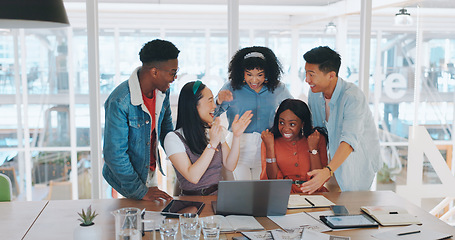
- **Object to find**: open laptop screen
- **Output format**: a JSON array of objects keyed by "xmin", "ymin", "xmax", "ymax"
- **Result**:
[{"xmin": 213, "ymin": 179, "xmax": 292, "ymax": 217}]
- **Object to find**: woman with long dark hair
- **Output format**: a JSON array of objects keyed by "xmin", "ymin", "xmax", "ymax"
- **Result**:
[
  {"xmin": 260, "ymin": 99, "xmax": 329, "ymax": 193},
  {"xmin": 164, "ymin": 81, "xmax": 252, "ymax": 195}
]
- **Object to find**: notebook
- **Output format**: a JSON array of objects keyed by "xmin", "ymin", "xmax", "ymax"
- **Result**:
[
  {"xmin": 360, "ymin": 206, "xmax": 421, "ymax": 226},
  {"xmin": 212, "ymin": 179, "xmax": 292, "ymax": 217},
  {"xmin": 200, "ymin": 215, "xmax": 264, "ymax": 233},
  {"xmin": 372, "ymin": 224, "xmax": 452, "ymax": 240},
  {"xmin": 287, "ymin": 195, "xmax": 335, "ymax": 209}
]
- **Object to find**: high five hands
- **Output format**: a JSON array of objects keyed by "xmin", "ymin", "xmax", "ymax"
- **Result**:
[
  {"xmin": 209, "ymin": 110, "xmax": 253, "ymax": 146},
  {"xmin": 231, "ymin": 110, "xmax": 253, "ymax": 137}
]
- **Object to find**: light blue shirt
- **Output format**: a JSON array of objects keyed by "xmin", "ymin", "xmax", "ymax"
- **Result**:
[
  {"xmin": 308, "ymin": 78, "xmax": 382, "ymax": 191},
  {"xmin": 215, "ymin": 82, "xmax": 292, "ymax": 133}
]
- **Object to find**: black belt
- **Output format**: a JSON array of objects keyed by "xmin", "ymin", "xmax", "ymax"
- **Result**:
[
  {"xmin": 292, "ymin": 180, "xmax": 306, "ymax": 185},
  {"xmin": 181, "ymin": 184, "xmax": 218, "ymax": 196}
]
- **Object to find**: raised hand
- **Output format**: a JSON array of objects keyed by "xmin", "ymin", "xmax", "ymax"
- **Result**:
[
  {"xmin": 307, "ymin": 129, "xmax": 320, "ymax": 150},
  {"xmin": 209, "ymin": 117, "xmax": 223, "ymax": 146},
  {"xmin": 217, "ymin": 89, "xmax": 233, "ymax": 104},
  {"xmin": 261, "ymin": 129, "xmax": 274, "ymax": 149},
  {"xmin": 231, "ymin": 110, "xmax": 253, "ymax": 137}
]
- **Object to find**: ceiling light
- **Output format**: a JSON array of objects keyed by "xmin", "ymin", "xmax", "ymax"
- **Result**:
[
  {"xmin": 325, "ymin": 21, "xmax": 337, "ymax": 35},
  {"xmin": 0, "ymin": 0, "xmax": 70, "ymax": 28},
  {"xmin": 395, "ymin": 8, "xmax": 413, "ymax": 26}
]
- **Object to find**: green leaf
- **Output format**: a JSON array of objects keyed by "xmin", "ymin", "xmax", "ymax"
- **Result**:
[{"xmin": 77, "ymin": 205, "xmax": 97, "ymax": 225}]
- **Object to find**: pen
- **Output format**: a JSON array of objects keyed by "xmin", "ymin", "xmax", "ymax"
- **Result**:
[
  {"xmin": 397, "ymin": 230, "xmax": 421, "ymax": 236},
  {"xmin": 304, "ymin": 198, "xmax": 315, "ymax": 207},
  {"xmin": 141, "ymin": 208, "xmax": 146, "ymax": 219}
]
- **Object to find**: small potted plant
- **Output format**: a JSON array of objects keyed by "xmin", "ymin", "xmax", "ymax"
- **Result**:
[
  {"xmin": 74, "ymin": 205, "xmax": 101, "ymax": 239},
  {"xmin": 78, "ymin": 205, "xmax": 98, "ymax": 226}
]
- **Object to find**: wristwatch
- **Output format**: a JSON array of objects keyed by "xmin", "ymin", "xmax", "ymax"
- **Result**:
[
  {"xmin": 309, "ymin": 149, "xmax": 318, "ymax": 155},
  {"xmin": 206, "ymin": 143, "xmax": 218, "ymax": 151}
]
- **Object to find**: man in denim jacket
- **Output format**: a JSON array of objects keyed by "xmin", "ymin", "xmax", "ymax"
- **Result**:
[{"xmin": 103, "ymin": 39, "xmax": 179, "ymax": 200}]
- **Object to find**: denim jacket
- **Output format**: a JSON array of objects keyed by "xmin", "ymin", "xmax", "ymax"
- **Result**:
[
  {"xmin": 308, "ymin": 78, "xmax": 382, "ymax": 191},
  {"xmin": 103, "ymin": 67, "xmax": 173, "ymax": 200}
]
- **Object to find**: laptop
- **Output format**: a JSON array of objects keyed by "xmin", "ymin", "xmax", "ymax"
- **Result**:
[{"xmin": 212, "ymin": 179, "xmax": 292, "ymax": 217}]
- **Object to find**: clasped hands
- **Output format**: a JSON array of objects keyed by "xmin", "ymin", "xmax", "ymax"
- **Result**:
[{"xmin": 261, "ymin": 128, "xmax": 330, "ymax": 194}]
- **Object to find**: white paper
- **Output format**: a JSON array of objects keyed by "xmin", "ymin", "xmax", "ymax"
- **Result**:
[
  {"xmin": 372, "ymin": 224, "xmax": 452, "ymax": 240},
  {"xmin": 143, "ymin": 211, "xmax": 165, "ymax": 231},
  {"xmin": 226, "ymin": 215, "xmax": 264, "ymax": 231},
  {"xmin": 241, "ymin": 231, "xmax": 273, "ymax": 240},
  {"xmin": 270, "ymin": 228, "xmax": 303, "ymax": 240},
  {"xmin": 268, "ymin": 212, "xmax": 331, "ymax": 232},
  {"xmin": 301, "ymin": 229, "xmax": 350, "ymax": 240},
  {"xmin": 202, "ymin": 215, "xmax": 264, "ymax": 233},
  {"xmin": 307, "ymin": 210, "xmax": 334, "ymax": 220}
]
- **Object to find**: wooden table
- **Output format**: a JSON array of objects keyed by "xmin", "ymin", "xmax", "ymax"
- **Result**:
[
  {"xmin": 304, "ymin": 191, "xmax": 455, "ymax": 239},
  {"xmin": 0, "ymin": 200, "xmax": 48, "ymax": 239},
  {"xmin": 8, "ymin": 191, "xmax": 455, "ymax": 239},
  {"xmin": 23, "ymin": 198, "xmax": 168, "ymax": 240}
]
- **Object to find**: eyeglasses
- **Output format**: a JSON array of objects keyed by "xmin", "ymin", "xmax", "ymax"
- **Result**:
[{"xmin": 157, "ymin": 67, "xmax": 179, "ymax": 78}]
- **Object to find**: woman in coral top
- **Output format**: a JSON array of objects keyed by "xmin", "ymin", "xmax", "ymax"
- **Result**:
[{"xmin": 260, "ymin": 99, "xmax": 329, "ymax": 193}]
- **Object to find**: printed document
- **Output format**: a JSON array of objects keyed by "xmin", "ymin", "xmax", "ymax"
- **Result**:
[{"xmin": 268, "ymin": 212, "xmax": 331, "ymax": 232}]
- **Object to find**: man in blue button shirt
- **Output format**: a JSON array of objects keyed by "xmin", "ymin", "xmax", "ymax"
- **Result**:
[{"xmin": 300, "ymin": 46, "xmax": 382, "ymax": 193}]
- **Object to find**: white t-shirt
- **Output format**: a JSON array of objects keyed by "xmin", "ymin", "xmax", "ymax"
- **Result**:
[{"xmin": 164, "ymin": 128, "xmax": 226, "ymax": 159}]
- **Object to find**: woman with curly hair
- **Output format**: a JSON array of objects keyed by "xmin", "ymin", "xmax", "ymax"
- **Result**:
[
  {"xmin": 260, "ymin": 99, "xmax": 329, "ymax": 193},
  {"xmin": 215, "ymin": 46, "xmax": 293, "ymax": 180}
]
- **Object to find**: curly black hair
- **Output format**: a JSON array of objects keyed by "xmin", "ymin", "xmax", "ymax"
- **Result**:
[
  {"xmin": 270, "ymin": 99, "xmax": 328, "ymax": 142},
  {"xmin": 303, "ymin": 46, "xmax": 341, "ymax": 76},
  {"xmin": 228, "ymin": 46, "xmax": 283, "ymax": 92},
  {"xmin": 139, "ymin": 39, "xmax": 180, "ymax": 64}
]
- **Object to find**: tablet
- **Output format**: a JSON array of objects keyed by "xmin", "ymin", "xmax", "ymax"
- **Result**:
[
  {"xmin": 320, "ymin": 214, "xmax": 379, "ymax": 229},
  {"xmin": 161, "ymin": 200, "xmax": 205, "ymax": 218}
]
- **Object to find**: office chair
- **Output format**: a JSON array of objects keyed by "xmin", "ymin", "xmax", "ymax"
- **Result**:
[
  {"xmin": 0, "ymin": 173, "xmax": 13, "ymax": 201},
  {"xmin": 0, "ymin": 167, "xmax": 19, "ymax": 196},
  {"xmin": 47, "ymin": 180, "xmax": 73, "ymax": 200}
]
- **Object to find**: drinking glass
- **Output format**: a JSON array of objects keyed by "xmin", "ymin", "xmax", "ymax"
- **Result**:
[
  {"xmin": 179, "ymin": 213, "xmax": 198, "ymax": 226},
  {"xmin": 180, "ymin": 222, "xmax": 201, "ymax": 240},
  {"xmin": 201, "ymin": 216, "xmax": 220, "ymax": 240},
  {"xmin": 159, "ymin": 218, "xmax": 179, "ymax": 240},
  {"xmin": 112, "ymin": 207, "xmax": 141, "ymax": 240},
  {"xmin": 179, "ymin": 213, "xmax": 200, "ymax": 240},
  {"xmin": 142, "ymin": 211, "xmax": 165, "ymax": 240}
]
